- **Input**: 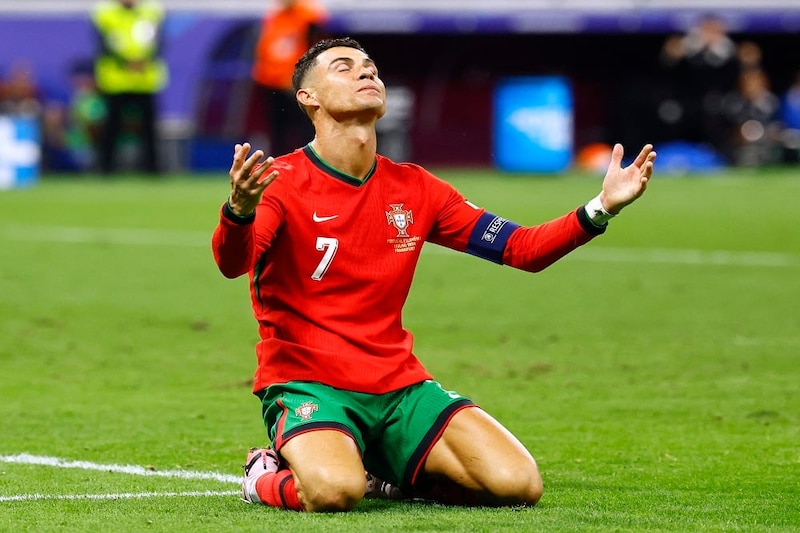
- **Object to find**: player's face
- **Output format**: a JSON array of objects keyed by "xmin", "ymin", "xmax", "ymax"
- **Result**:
[{"xmin": 305, "ymin": 46, "xmax": 386, "ymax": 120}]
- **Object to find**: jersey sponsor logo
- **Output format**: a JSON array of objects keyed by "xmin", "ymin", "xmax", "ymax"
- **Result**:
[
  {"xmin": 313, "ymin": 212, "xmax": 339, "ymax": 222},
  {"xmin": 295, "ymin": 402, "xmax": 319, "ymax": 421},
  {"xmin": 385, "ymin": 204, "xmax": 414, "ymax": 238}
]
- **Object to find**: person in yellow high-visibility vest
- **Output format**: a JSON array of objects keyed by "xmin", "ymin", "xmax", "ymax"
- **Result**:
[{"xmin": 91, "ymin": 0, "xmax": 168, "ymax": 174}]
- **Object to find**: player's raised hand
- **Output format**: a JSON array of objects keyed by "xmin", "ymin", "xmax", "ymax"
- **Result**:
[
  {"xmin": 599, "ymin": 143, "xmax": 656, "ymax": 214},
  {"xmin": 228, "ymin": 143, "xmax": 279, "ymax": 216}
]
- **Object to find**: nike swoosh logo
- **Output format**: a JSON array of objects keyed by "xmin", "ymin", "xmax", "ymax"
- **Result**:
[{"xmin": 313, "ymin": 212, "xmax": 339, "ymax": 223}]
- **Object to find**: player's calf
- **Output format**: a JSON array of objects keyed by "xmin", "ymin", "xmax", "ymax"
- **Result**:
[{"xmin": 412, "ymin": 462, "xmax": 543, "ymax": 507}]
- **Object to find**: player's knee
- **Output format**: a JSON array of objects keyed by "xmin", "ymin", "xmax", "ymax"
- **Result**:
[
  {"xmin": 523, "ymin": 469, "xmax": 544, "ymax": 505},
  {"xmin": 489, "ymin": 461, "xmax": 543, "ymax": 506},
  {"xmin": 300, "ymin": 469, "xmax": 365, "ymax": 512}
]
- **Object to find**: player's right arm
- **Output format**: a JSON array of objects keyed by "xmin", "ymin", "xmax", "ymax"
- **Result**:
[{"xmin": 211, "ymin": 143, "xmax": 279, "ymax": 279}]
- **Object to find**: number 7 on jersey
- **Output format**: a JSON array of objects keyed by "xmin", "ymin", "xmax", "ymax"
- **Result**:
[{"xmin": 311, "ymin": 237, "xmax": 338, "ymax": 281}]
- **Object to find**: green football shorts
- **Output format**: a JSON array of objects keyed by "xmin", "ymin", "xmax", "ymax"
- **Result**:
[{"xmin": 257, "ymin": 380, "xmax": 475, "ymax": 489}]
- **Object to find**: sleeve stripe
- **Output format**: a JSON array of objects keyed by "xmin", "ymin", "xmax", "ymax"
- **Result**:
[{"xmin": 465, "ymin": 212, "xmax": 520, "ymax": 264}]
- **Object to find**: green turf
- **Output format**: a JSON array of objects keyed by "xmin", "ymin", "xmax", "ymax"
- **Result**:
[{"xmin": 1, "ymin": 167, "xmax": 798, "ymax": 532}]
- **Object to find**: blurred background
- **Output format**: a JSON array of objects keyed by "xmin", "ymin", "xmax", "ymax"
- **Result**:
[{"xmin": 2, "ymin": 0, "xmax": 800, "ymax": 182}]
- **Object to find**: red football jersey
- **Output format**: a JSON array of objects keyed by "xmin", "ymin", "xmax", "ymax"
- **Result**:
[{"xmin": 212, "ymin": 146, "xmax": 602, "ymax": 394}]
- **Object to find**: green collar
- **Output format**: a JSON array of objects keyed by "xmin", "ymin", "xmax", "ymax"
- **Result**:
[{"xmin": 303, "ymin": 144, "xmax": 377, "ymax": 187}]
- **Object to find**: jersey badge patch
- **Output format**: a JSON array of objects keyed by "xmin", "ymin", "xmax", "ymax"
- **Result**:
[
  {"xmin": 295, "ymin": 402, "xmax": 319, "ymax": 421},
  {"xmin": 386, "ymin": 204, "xmax": 414, "ymax": 238}
]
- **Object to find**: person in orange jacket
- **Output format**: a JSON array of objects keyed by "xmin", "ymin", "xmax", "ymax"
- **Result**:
[{"xmin": 252, "ymin": 0, "xmax": 329, "ymax": 157}]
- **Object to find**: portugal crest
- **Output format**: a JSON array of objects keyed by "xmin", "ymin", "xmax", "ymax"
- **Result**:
[
  {"xmin": 295, "ymin": 402, "xmax": 318, "ymax": 421},
  {"xmin": 386, "ymin": 204, "xmax": 414, "ymax": 238}
]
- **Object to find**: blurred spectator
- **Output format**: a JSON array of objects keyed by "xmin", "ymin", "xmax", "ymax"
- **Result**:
[
  {"xmin": 68, "ymin": 61, "xmax": 107, "ymax": 170},
  {"xmin": 0, "ymin": 62, "xmax": 42, "ymax": 117},
  {"xmin": 376, "ymin": 85, "xmax": 415, "ymax": 162},
  {"xmin": 736, "ymin": 40, "xmax": 763, "ymax": 72},
  {"xmin": 41, "ymin": 100, "xmax": 73, "ymax": 172},
  {"xmin": 40, "ymin": 61, "xmax": 107, "ymax": 173},
  {"xmin": 91, "ymin": 0, "xmax": 168, "ymax": 175},
  {"xmin": 658, "ymin": 14, "xmax": 739, "ymax": 158},
  {"xmin": 779, "ymin": 71, "xmax": 800, "ymax": 163},
  {"xmin": 251, "ymin": 0, "xmax": 328, "ymax": 157},
  {"xmin": 721, "ymin": 68, "xmax": 782, "ymax": 167}
]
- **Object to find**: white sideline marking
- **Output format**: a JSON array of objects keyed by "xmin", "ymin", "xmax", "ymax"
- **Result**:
[
  {"xmin": 0, "ymin": 490, "xmax": 239, "ymax": 503},
  {"xmin": 0, "ymin": 453, "xmax": 239, "ymax": 484},
  {"xmin": 1, "ymin": 224, "xmax": 798, "ymax": 268}
]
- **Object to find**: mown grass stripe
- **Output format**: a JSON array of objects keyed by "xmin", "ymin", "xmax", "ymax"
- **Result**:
[{"xmin": 2, "ymin": 224, "xmax": 797, "ymax": 268}]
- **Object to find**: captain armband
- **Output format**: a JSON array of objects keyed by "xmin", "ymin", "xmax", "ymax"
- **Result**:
[{"xmin": 465, "ymin": 212, "xmax": 520, "ymax": 264}]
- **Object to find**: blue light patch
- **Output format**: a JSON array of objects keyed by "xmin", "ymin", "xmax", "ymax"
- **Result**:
[{"xmin": 0, "ymin": 116, "xmax": 40, "ymax": 189}]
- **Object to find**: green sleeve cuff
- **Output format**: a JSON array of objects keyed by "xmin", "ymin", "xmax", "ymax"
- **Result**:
[{"xmin": 222, "ymin": 201, "xmax": 255, "ymax": 224}]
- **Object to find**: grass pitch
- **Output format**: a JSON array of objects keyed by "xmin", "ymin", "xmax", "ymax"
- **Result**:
[{"xmin": 0, "ymin": 167, "xmax": 798, "ymax": 532}]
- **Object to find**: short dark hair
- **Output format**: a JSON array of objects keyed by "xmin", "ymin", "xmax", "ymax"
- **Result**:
[{"xmin": 291, "ymin": 37, "xmax": 367, "ymax": 93}]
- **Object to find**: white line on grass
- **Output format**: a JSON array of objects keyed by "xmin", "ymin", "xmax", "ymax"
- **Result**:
[
  {"xmin": 0, "ymin": 490, "xmax": 239, "ymax": 503},
  {"xmin": 2, "ymin": 224, "xmax": 798, "ymax": 268},
  {"xmin": 0, "ymin": 453, "xmax": 240, "ymax": 484}
]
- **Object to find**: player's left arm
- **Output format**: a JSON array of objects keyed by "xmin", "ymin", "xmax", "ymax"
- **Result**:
[
  {"xmin": 427, "ymin": 179, "xmax": 597, "ymax": 269},
  {"xmin": 503, "ymin": 142, "xmax": 657, "ymax": 272},
  {"xmin": 430, "ymin": 143, "xmax": 656, "ymax": 273}
]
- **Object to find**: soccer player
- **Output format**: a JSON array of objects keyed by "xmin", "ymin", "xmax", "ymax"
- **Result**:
[{"xmin": 211, "ymin": 37, "xmax": 656, "ymax": 512}]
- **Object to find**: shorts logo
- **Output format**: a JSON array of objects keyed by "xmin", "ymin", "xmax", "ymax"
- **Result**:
[
  {"xmin": 295, "ymin": 402, "xmax": 319, "ymax": 421},
  {"xmin": 386, "ymin": 204, "xmax": 414, "ymax": 238}
]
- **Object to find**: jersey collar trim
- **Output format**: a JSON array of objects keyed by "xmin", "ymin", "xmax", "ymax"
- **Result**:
[{"xmin": 302, "ymin": 144, "xmax": 376, "ymax": 187}]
